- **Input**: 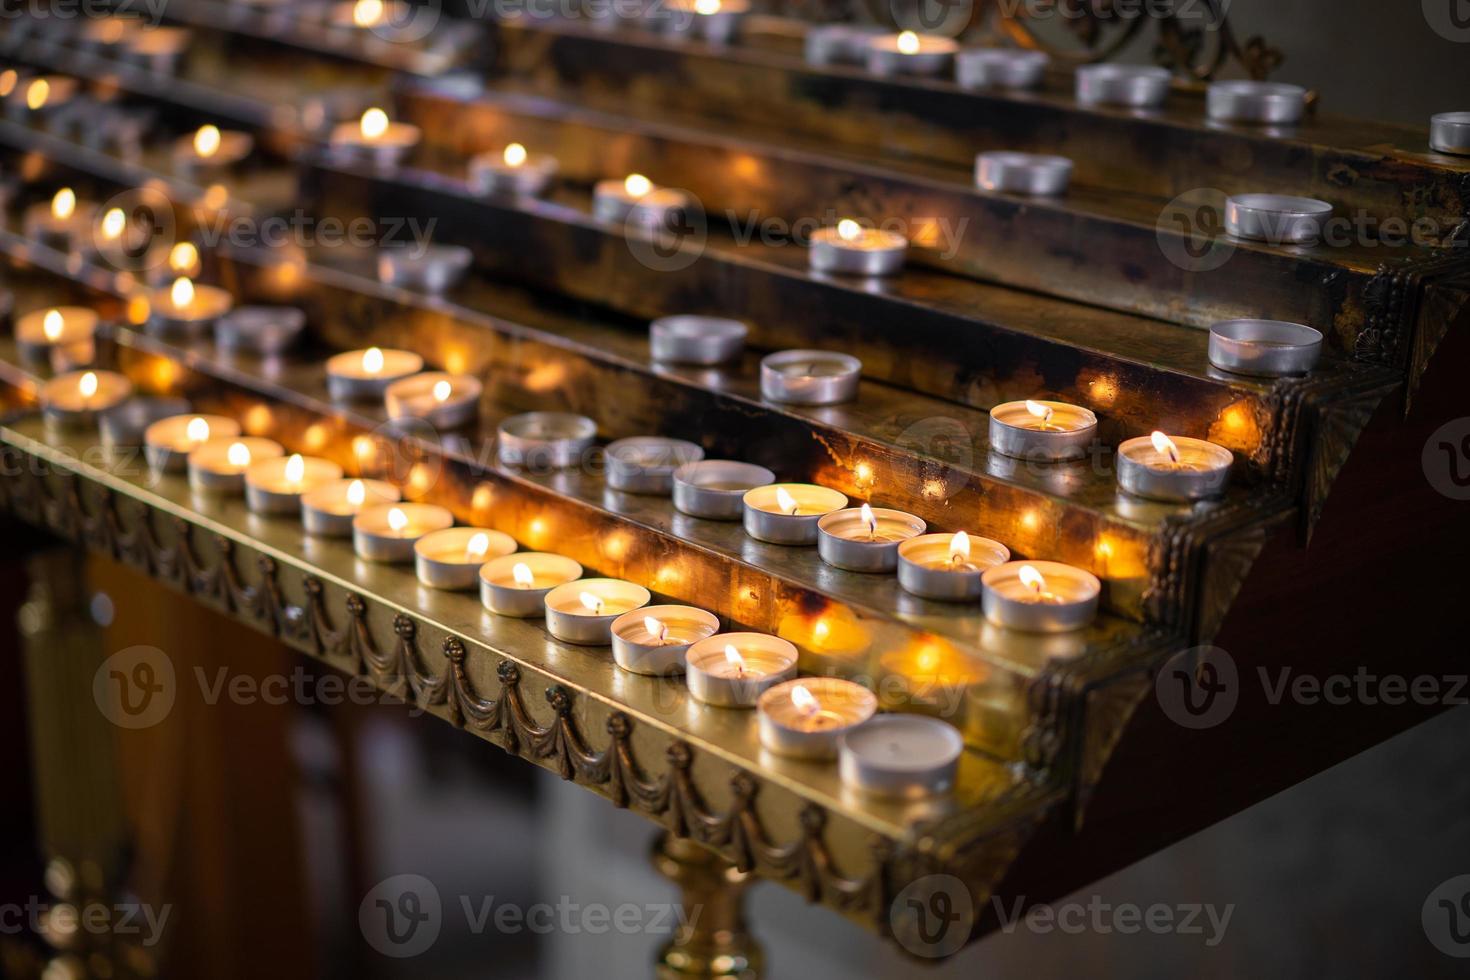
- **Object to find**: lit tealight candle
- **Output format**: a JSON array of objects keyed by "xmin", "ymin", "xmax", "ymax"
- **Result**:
[
  {"xmin": 186, "ymin": 436, "xmax": 284, "ymax": 494},
  {"xmin": 866, "ymin": 30, "xmax": 958, "ymax": 77},
  {"xmin": 330, "ymin": 107, "xmax": 422, "ymax": 171},
  {"xmin": 384, "ymin": 371, "xmax": 483, "ymax": 430},
  {"xmin": 245, "ymin": 453, "xmax": 344, "ymax": 515},
  {"xmin": 757, "ymin": 677, "xmax": 877, "ymax": 759},
  {"xmin": 980, "ymin": 560, "xmax": 1100, "ymax": 632},
  {"xmin": 685, "ymin": 633, "xmax": 798, "ymax": 708},
  {"xmin": 148, "ymin": 276, "xmax": 234, "ymax": 336},
  {"xmin": 1116, "ymin": 430, "xmax": 1233, "ymax": 502},
  {"xmin": 414, "ymin": 526, "xmax": 517, "ymax": 590},
  {"xmin": 743, "ymin": 483, "xmax": 848, "ymax": 545},
  {"xmin": 39, "ymin": 369, "xmax": 133, "ymax": 429},
  {"xmin": 610, "ymin": 604, "xmax": 720, "ymax": 675},
  {"xmin": 301, "ymin": 478, "xmax": 401, "ymax": 537},
  {"xmin": 325, "ymin": 347, "xmax": 424, "ymax": 401},
  {"xmin": 989, "ymin": 399, "xmax": 1099, "ymax": 462},
  {"xmin": 837, "ymin": 714, "xmax": 964, "ymax": 799},
  {"xmin": 663, "ymin": 0, "xmax": 748, "ymax": 43},
  {"xmin": 468, "ymin": 142, "xmax": 560, "ymax": 198},
  {"xmin": 897, "ymin": 530, "xmax": 1011, "ymax": 601},
  {"xmin": 173, "ymin": 124, "xmax": 254, "ymax": 180},
  {"xmin": 352, "ymin": 502, "xmax": 454, "ymax": 563},
  {"xmin": 24, "ymin": 187, "xmax": 96, "ymax": 253},
  {"xmin": 14, "ymin": 306, "xmax": 98, "ymax": 370},
  {"xmin": 592, "ymin": 173, "xmax": 691, "ymax": 227},
  {"xmin": 144, "ymin": 413, "xmax": 241, "ymax": 472},
  {"xmin": 543, "ymin": 578, "xmax": 652, "ymax": 645},
  {"xmin": 479, "ymin": 552, "xmax": 583, "ymax": 617},
  {"xmin": 808, "ymin": 219, "xmax": 908, "ymax": 278},
  {"xmin": 759, "ymin": 349, "xmax": 863, "ymax": 405},
  {"xmin": 816, "ymin": 503, "xmax": 927, "ymax": 573}
]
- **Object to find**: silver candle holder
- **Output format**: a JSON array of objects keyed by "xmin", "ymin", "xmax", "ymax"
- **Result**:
[
  {"xmin": 468, "ymin": 144, "xmax": 559, "ymax": 198},
  {"xmin": 981, "ymin": 560, "xmax": 1100, "ymax": 632},
  {"xmin": 14, "ymin": 306, "xmax": 98, "ymax": 370},
  {"xmin": 352, "ymin": 502, "xmax": 455, "ymax": 563},
  {"xmin": 1116, "ymin": 432, "xmax": 1233, "ymax": 502},
  {"xmin": 685, "ymin": 632, "xmax": 798, "ymax": 708},
  {"xmin": 1207, "ymin": 319, "xmax": 1323, "ymax": 377},
  {"xmin": 757, "ymin": 678, "xmax": 877, "ymax": 760},
  {"xmin": 1206, "ymin": 80, "xmax": 1307, "ymax": 125},
  {"xmin": 808, "ymin": 222, "xmax": 908, "ymax": 278},
  {"xmin": 610, "ymin": 604, "xmax": 720, "ymax": 676},
  {"xmin": 479, "ymin": 552, "xmax": 583, "ymax": 617},
  {"xmin": 975, "ymin": 152, "xmax": 1073, "ymax": 196},
  {"xmin": 23, "ymin": 190, "xmax": 95, "ymax": 253},
  {"xmin": 605, "ymin": 437, "xmax": 705, "ymax": 494},
  {"xmin": 649, "ymin": 315, "xmax": 748, "ymax": 365},
  {"xmin": 148, "ymin": 278, "xmax": 234, "ymax": 337},
  {"xmin": 955, "ymin": 48, "xmax": 1048, "ymax": 90},
  {"xmin": 301, "ymin": 478, "xmax": 401, "ymax": 536},
  {"xmin": 897, "ymin": 530, "xmax": 1010, "ymax": 602},
  {"xmin": 214, "ymin": 306, "xmax": 307, "ymax": 355},
  {"xmin": 144, "ymin": 414, "xmax": 241, "ymax": 472},
  {"xmin": 760, "ymin": 349, "xmax": 862, "ymax": 406},
  {"xmin": 1224, "ymin": 193, "xmax": 1332, "ymax": 244},
  {"xmin": 837, "ymin": 714, "xmax": 964, "ymax": 799},
  {"xmin": 385, "ymin": 371, "xmax": 483, "ymax": 430},
  {"xmin": 1430, "ymin": 112, "xmax": 1470, "ymax": 156},
  {"xmin": 804, "ymin": 24, "xmax": 886, "ymax": 66},
  {"xmin": 497, "ymin": 412, "xmax": 597, "ymax": 469},
  {"xmin": 414, "ymin": 526, "xmax": 516, "ymax": 590},
  {"xmin": 172, "ymin": 126, "xmax": 255, "ymax": 181},
  {"xmin": 544, "ymin": 578, "xmax": 652, "ymax": 645},
  {"xmin": 244, "ymin": 454, "xmax": 345, "ymax": 515},
  {"xmin": 329, "ymin": 109, "xmax": 422, "ymax": 171},
  {"xmin": 865, "ymin": 31, "xmax": 958, "ymax": 77},
  {"xmin": 186, "ymin": 437, "xmax": 284, "ymax": 495},
  {"xmin": 989, "ymin": 399, "xmax": 1098, "ymax": 462},
  {"xmin": 378, "ymin": 244, "xmax": 473, "ymax": 295},
  {"xmin": 39, "ymin": 370, "xmax": 133, "ymax": 430},
  {"xmin": 325, "ymin": 347, "xmax": 424, "ymax": 401},
  {"xmin": 1075, "ymin": 64, "xmax": 1171, "ymax": 108},
  {"xmin": 672, "ymin": 460, "xmax": 776, "ymax": 520},
  {"xmin": 816, "ymin": 505, "xmax": 927, "ymax": 573},
  {"xmin": 742, "ymin": 483, "xmax": 848, "ymax": 545}
]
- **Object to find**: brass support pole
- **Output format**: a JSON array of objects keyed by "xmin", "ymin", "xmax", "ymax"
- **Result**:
[{"xmin": 649, "ymin": 834, "xmax": 764, "ymax": 980}]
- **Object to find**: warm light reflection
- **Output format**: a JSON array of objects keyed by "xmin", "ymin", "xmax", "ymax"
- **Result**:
[
  {"xmin": 201, "ymin": 185, "xmax": 229, "ymax": 211},
  {"xmin": 243, "ymin": 404, "xmax": 273, "ymax": 435},
  {"xmin": 523, "ymin": 361, "xmax": 566, "ymax": 393},
  {"xmin": 100, "ymin": 208, "xmax": 126, "ymax": 240},
  {"xmin": 302, "ymin": 423, "xmax": 328, "ymax": 453},
  {"xmin": 360, "ymin": 107, "xmax": 389, "ymax": 140},
  {"xmin": 503, "ymin": 142, "xmax": 527, "ymax": 168},
  {"xmin": 25, "ymin": 78, "xmax": 49, "ymax": 111},
  {"xmin": 170, "ymin": 241, "xmax": 199, "ymax": 273},
  {"xmin": 193, "ymin": 124, "xmax": 221, "ymax": 158},
  {"xmin": 0, "ymin": 70, "xmax": 16, "ymax": 98},
  {"xmin": 623, "ymin": 173, "xmax": 652, "ymax": 198},
  {"xmin": 853, "ymin": 461, "xmax": 874, "ymax": 486}
]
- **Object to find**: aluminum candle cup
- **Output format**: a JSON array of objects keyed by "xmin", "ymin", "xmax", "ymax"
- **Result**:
[
  {"xmin": 497, "ymin": 412, "xmax": 597, "ymax": 469},
  {"xmin": 606, "ymin": 437, "xmax": 705, "ymax": 494},
  {"xmin": 385, "ymin": 372, "xmax": 483, "ymax": 430},
  {"xmin": 981, "ymin": 560, "xmax": 1100, "ymax": 632},
  {"xmin": 479, "ymin": 553, "xmax": 582, "ymax": 617},
  {"xmin": 214, "ymin": 306, "xmax": 307, "ymax": 355},
  {"xmin": 543, "ymin": 579, "xmax": 652, "ymax": 645},
  {"xmin": 1224, "ymin": 194, "xmax": 1332, "ymax": 244},
  {"xmin": 592, "ymin": 176, "xmax": 690, "ymax": 226},
  {"xmin": 988, "ymin": 399, "xmax": 1098, "ymax": 462},
  {"xmin": 1116, "ymin": 433, "xmax": 1233, "ymax": 502},
  {"xmin": 1430, "ymin": 112, "xmax": 1470, "ymax": 156},
  {"xmin": 760, "ymin": 350, "xmax": 862, "ymax": 406},
  {"xmin": 144, "ymin": 414, "xmax": 241, "ymax": 472},
  {"xmin": 975, "ymin": 152, "xmax": 1073, "ymax": 196},
  {"xmin": 148, "ymin": 279, "xmax": 233, "ymax": 337},
  {"xmin": 172, "ymin": 127, "xmax": 254, "ymax": 180},
  {"xmin": 326, "ymin": 348, "xmax": 424, "ymax": 401},
  {"xmin": 414, "ymin": 527, "xmax": 516, "ymax": 590},
  {"xmin": 743, "ymin": 483, "xmax": 848, "ymax": 545},
  {"xmin": 897, "ymin": 531, "xmax": 1011, "ymax": 601},
  {"xmin": 23, "ymin": 192, "xmax": 95, "ymax": 253},
  {"xmin": 610, "ymin": 604, "xmax": 719, "ymax": 676},
  {"xmin": 468, "ymin": 145, "xmax": 559, "ymax": 198},
  {"xmin": 804, "ymin": 24, "xmax": 886, "ymax": 66},
  {"xmin": 329, "ymin": 111, "xmax": 422, "ymax": 171},
  {"xmin": 649, "ymin": 315, "xmax": 748, "ymax": 365},
  {"xmin": 1075, "ymin": 64, "xmax": 1171, "ymax": 108},
  {"xmin": 808, "ymin": 223, "xmax": 908, "ymax": 278},
  {"xmin": 661, "ymin": 0, "xmax": 748, "ymax": 44},
  {"xmin": 672, "ymin": 460, "xmax": 776, "ymax": 520},
  {"xmin": 865, "ymin": 32, "xmax": 958, "ymax": 77},
  {"xmin": 352, "ymin": 503, "xmax": 455, "ymax": 563},
  {"xmin": 186, "ymin": 437, "xmax": 284, "ymax": 494},
  {"xmin": 816, "ymin": 506, "xmax": 926, "ymax": 573},
  {"xmin": 14, "ymin": 306, "xmax": 98, "ymax": 369},
  {"xmin": 244, "ymin": 455, "xmax": 344, "ymax": 515},
  {"xmin": 39, "ymin": 371, "xmax": 132, "ymax": 429},
  {"xmin": 1206, "ymin": 81, "xmax": 1307, "ymax": 125},
  {"xmin": 100, "ymin": 397, "xmax": 191, "ymax": 450},
  {"xmin": 956, "ymin": 48, "xmax": 1048, "ymax": 90},
  {"xmin": 301, "ymin": 478, "xmax": 400, "ymax": 536},
  {"xmin": 1207, "ymin": 319, "xmax": 1323, "ymax": 377},
  {"xmin": 685, "ymin": 633, "xmax": 798, "ymax": 708},
  {"xmin": 757, "ymin": 678, "xmax": 877, "ymax": 760},
  {"xmin": 378, "ymin": 245, "xmax": 473, "ymax": 295},
  {"xmin": 837, "ymin": 714, "xmax": 964, "ymax": 799}
]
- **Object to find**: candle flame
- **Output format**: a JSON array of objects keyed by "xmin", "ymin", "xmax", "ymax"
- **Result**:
[
  {"xmin": 284, "ymin": 454, "xmax": 305, "ymax": 485},
  {"xmin": 170, "ymin": 276, "xmax": 194, "ymax": 309},
  {"xmin": 579, "ymin": 591, "xmax": 605, "ymax": 615},
  {"xmin": 346, "ymin": 479, "xmax": 366, "ymax": 506},
  {"xmin": 512, "ymin": 562, "xmax": 534, "ymax": 588},
  {"xmin": 859, "ymin": 502, "xmax": 877, "ymax": 537},
  {"xmin": 78, "ymin": 371, "xmax": 98, "ymax": 399},
  {"xmin": 193, "ymin": 124, "xmax": 221, "ymax": 158},
  {"xmin": 387, "ymin": 506, "xmax": 408, "ymax": 533},
  {"xmin": 694, "ymin": 0, "xmax": 721, "ymax": 12},
  {"xmin": 25, "ymin": 78, "xmax": 49, "ymax": 110},
  {"xmin": 465, "ymin": 532, "xmax": 490, "ymax": 560},
  {"xmin": 1018, "ymin": 563, "xmax": 1046, "ymax": 596},
  {"xmin": 775, "ymin": 486, "xmax": 799, "ymax": 516},
  {"xmin": 101, "ymin": 208, "xmax": 126, "ymax": 240},
  {"xmin": 836, "ymin": 218, "xmax": 862, "ymax": 242},
  {"xmin": 186, "ymin": 417, "xmax": 210, "ymax": 443},
  {"xmin": 949, "ymin": 530, "xmax": 970, "ymax": 563},
  {"xmin": 644, "ymin": 616, "xmax": 668, "ymax": 643},
  {"xmin": 360, "ymin": 107, "xmax": 389, "ymax": 141},
  {"xmin": 896, "ymin": 30, "xmax": 920, "ymax": 55},
  {"xmin": 52, "ymin": 188, "xmax": 76, "ymax": 221},
  {"xmin": 623, "ymin": 173, "xmax": 652, "ymax": 198},
  {"xmin": 1025, "ymin": 399, "xmax": 1054, "ymax": 424},
  {"xmin": 42, "ymin": 309, "xmax": 64, "ymax": 342},
  {"xmin": 503, "ymin": 142, "xmax": 527, "ymax": 168},
  {"xmin": 227, "ymin": 441, "xmax": 251, "ymax": 467},
  {"xmin": 169, "ymin": 242, "xmax": 198, "ymax": 273},
  {"xmin": 432, "ymin": 379, "xmax": 452, "ymax": 403},
  {"xmin": 724, "ymin": 644, "xmax": 745, "ymax": 675},
  {"xmin": 363, "ymin": 347, "xmax": 385, "ymax": 374},
  {"xmin": 791, "ymin": 683, "xmax": 818, "ymax": 716},
  {"xmin": 1150, "ymin": 430, "xmax": 1180, "ymax": 464},
  {"xmin": 353, "ymin": 0, "xmax": 383, "ymax": 26}
]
